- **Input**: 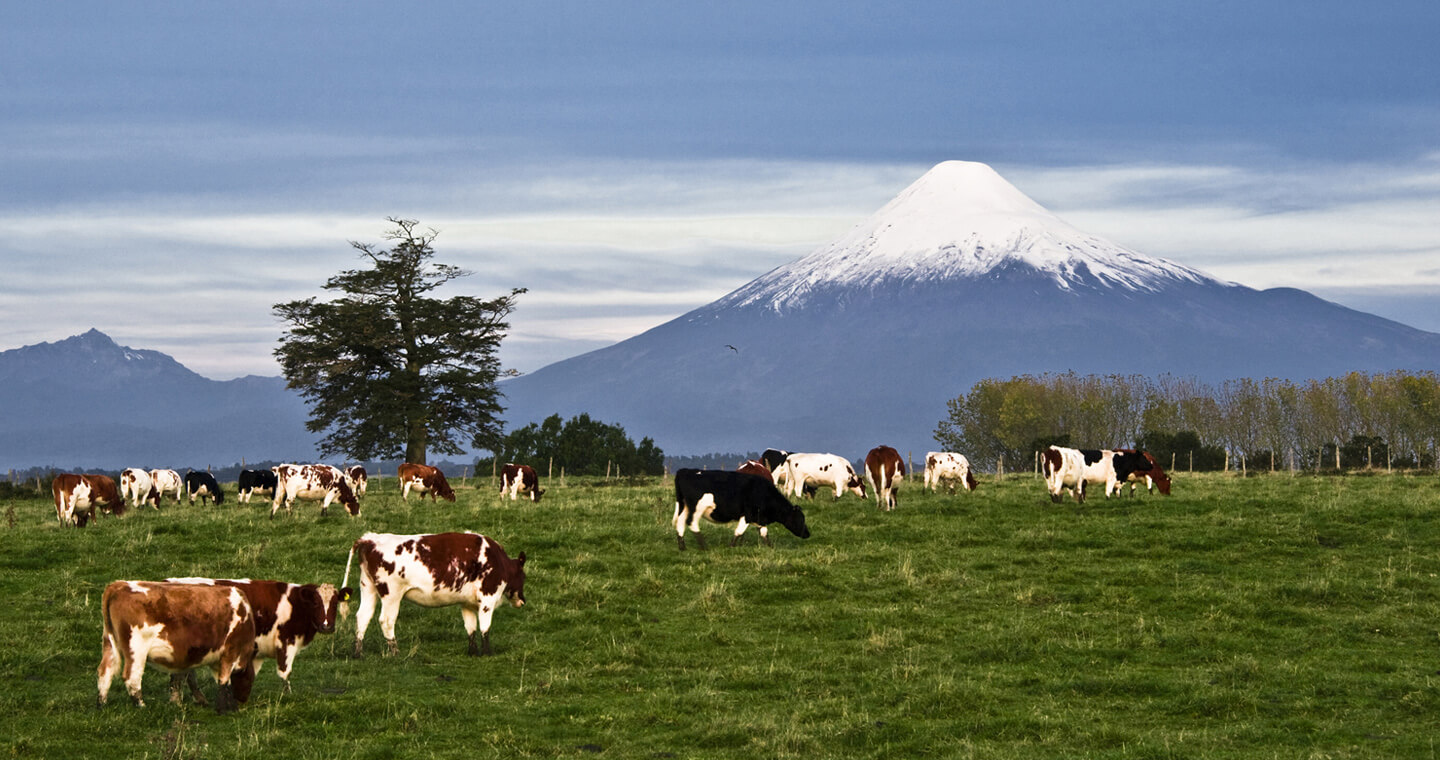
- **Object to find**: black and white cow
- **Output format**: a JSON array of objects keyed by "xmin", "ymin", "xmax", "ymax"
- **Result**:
[
  {"xmin": 672, "ymin": 468, "xmax": 810, "ymax": 550},
  {"xmin": 1078, "ymin": 448, "xmax": 1154, "ymax": 498},
  {"xmin": 237, "ymin": 469, "xmax": 278, "ymax": 504},
  {"xmin": 184, "ymin": 471, "xmax": 224, "ymax": 505}
]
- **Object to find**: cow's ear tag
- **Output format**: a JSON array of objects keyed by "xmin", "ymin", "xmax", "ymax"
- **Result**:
[{"xmin": 340, "ymin": 588, "xmax": 354, "ymax": 602}]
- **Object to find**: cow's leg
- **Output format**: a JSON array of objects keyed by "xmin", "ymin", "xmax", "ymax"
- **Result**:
[
  {"xmin": 353, "ymin": 582, "xmax": 378, "ymax": 657},
  {"xmin": 475, "ymin": 602, "xmax": 497, "ymax": 656},
  {"xmin": 461, "ymin": 605, "xmax": 484, "ymax": 656},
  {"xmin": 122, "ymin": 647, "xmax": 148, "ymax": 707},
  {"xmin": 758, "ymin": 525, "xmax": 773, "ymax": 548},
  {"xmin": 729, "ymin": 517, "xmax": 749, "ymax": 547},
  {"xmin": 686, "ymin": 500, "xmax": 711, "ymax": 550},
  {"xmin": 270, "ymin": 494, "xmax": 283, "ymax": 519},
  {"xmin": 96, "ymin": 633, "xmax": 119, "ymax": 708},
  {"xmin": 378, "ymin": 593, "xmax": 404, "ymax": 656},
  {"xmin": 274, "ymin": 645, "xmax": 294, "ymax": 692}
]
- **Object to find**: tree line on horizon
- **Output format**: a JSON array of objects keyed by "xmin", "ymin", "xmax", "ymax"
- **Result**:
[{"xmin": 934, "ymin": 370, "xmax": 1440, "ymax": 473}]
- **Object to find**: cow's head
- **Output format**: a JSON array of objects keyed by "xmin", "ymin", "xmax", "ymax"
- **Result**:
[
  {"xmin": 529, "ymin": 486, "xmax": 545, "ymax": 503},
  {"xmin": 964, "ymin": 471, "xmax": 979, "ymax": 492},
  {"xmin": 505, "ymin": 553, "xmax": 527, "ymax": 608},
  {"xmin": 847, "ymin": 473, "xmax": 867, "ymax": 499},
  {"xmin": 431, "ymin": 473, "xmax": 457, "ymax": 502},
  {"xmin": 229, "ymin": 649, "xmax": 258, "ymax": 705},
  {"xmin": 783, "ymin": 503, "xmax": 810, "ymax": 539},
  {"xmin": 337, "ymin": 479, "xmax": 362, "ymax": 516},
  {"xmin": 308, "ymin": 583, "xmax": 344, "ymax": 634}
]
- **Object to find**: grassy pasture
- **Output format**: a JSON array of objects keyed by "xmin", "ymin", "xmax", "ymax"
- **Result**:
[{"xmin": 1, "ymin": 470, "xmax": 1439, "ymax": 759}]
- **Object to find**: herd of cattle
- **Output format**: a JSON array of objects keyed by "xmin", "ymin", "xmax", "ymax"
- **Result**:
[{"xmin": 61, "ymin": 444, "xmax": 1165, "ymax": 713}]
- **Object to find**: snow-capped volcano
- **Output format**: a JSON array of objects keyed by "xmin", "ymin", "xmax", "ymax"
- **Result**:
[
  {"xmin": 501, "ymin": 160, "xmax": 1440, "ymax": 457},
  {"xmin": 720, "ymin": 160, "xmax": 1216, "ymax": 312}
]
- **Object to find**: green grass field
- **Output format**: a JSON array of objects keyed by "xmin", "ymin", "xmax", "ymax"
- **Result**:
[{"xmin": 2, "ymin": 470, "xmax": 1438, "ymax": 759}]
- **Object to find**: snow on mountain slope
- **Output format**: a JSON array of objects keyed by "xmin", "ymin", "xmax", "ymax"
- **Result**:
[{"xmin": 718, "ymin": 160, "xmax": 1220, "ymax": 312}]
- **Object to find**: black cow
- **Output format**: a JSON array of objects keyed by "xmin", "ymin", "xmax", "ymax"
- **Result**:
[
  {"xmin": 185, "ymin": 471, "xmax": 225, "ymax": 505},
  {"xmin": 236, "ymin": 469, "xmax": 278, "ymax": 504},
  {"xmin": 672, "ymin": 469, "xmax": 810, "ymax": 550}
]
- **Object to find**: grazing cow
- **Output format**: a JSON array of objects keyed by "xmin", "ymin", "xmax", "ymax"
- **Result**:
[
  {"xmin": 672, "ymin": 468, "xmax": 810, "ymax": 550},
  {"xmin": 864, "ymin": 446, "xmax": 906, "ymax": 511},
  {"xmin": 119, "ymin": 468, "xmax": 160, "ymax": 510},
  {"xmin": 96, "ymin": 581, "xmax": 257, "ymax": 713},
  {"xmin": 237, "ymin": 469, "xmax": 279, "ymax": 504},
  {"xmin": 52, "ymin": 473, "xmax": 124, "ymax": 526},
  {"xmin": 1075, "ymin": 448, "xmax": 1155, "ymax": 499},
  {"xmin": 343, "ymin": 532, "xmax": 527, "ymax": 657},
  {"xmin": 150, "ymin": 469, "xmax": 184, "ymax": 504},
  {"xmin": 924, "ymin": 452, "xmax": 979, "ymax": 494},
  {"xmin": 499, "ymin": 463, "xmax": 544, "ymax": 502},
  {"xmin": 346, "ymin": 466, "xmax": 368, "ymax": 497},
  {"xmin": 270, "ymin": 464, "xmax": 361, "ymax": 518},
  {"xmin": 167, "ymin": 577, "xmax": 346, "ymax": 693},
  {"xmin": 781, "ymin": 453, "xmax": 867, "ymax": 500},
  {"xmin": 185, "ymin": 471, "xmax": 224, "ymax": 505},
  {"xmin": 397, "ymin": 462, "xmax": 456, "ymax": 502},
  {"xmin": 760, "ymin": 448, "xmax": 791, "ymax": 485},
  {"xmin": 1042, "ymin": 446, "xmax": 1089, "ymax": 503},
  {"xmin": 736, "ymin": 459, "xmax": 773, "ymax": 481},
  {"xmin": 1116, "ymin": 450, "xmax": 1172, "ymax": 496}
]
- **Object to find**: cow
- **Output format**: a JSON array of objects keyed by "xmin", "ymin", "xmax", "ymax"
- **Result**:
[
  {"xmin": 166, "ymin": 577, "xmax": 346, "ymax": 693},
  {"xmin": 52, "ymin": 473, "xmax": 124, "ymax": 526},
  {"xmin": 237, "ymin": 469, "xmax": 278, "ymax": 504},
  {"xmin": 864, "ymin": 446, "xmax": 906, "ymax": 511},
  {"xmin": 1074, "ymin": 448, "xmax": 1155, "ymax": 499},
  {"xmin": 736, "ymin": 459, "xmax": 773, "ymax": 481},
  {"xmin": 96, "ymin": 580, "xmax": 257, "ymax": 713},
  {"xmin": 119, "ymin": 468, "xmax": 160, "ymax": 510},
  {"xmin": 397, "ymin": 462, "xmax": 456, "ymax": 502},
  {"xmin": 185, "ymin": 471, "xmax": 224, "ymax": 505},
  {"xmin": 499, "ymin": 463, "xmax": 544, "ymax": 502},
  {"xmin": 270, "ymin": 464, "xmax": 361, "ymax": 518},
  {"xmin": 346, "ymin": 466, "xmax": 368, "ymax": 497},
  {"xmin": 150, "ymin": 469, "xmax": 184, "ymax": 504},
  {"xmin": 343, "ymin": 532, "xmax": 527, "ymax": 657},
  {"xmin": 1042, "ymin": 445, "xmax": 1088, "ymax": 503},
  {"xmin": 760, "ymin": 448, "xmax": 791, "ymax": 487},
  {"xmin": 672, "ymin": 468, "xmax": 810, "ymax": 550},
  {"xmin": 924, "ymin": 451, "xmax": 979, "ymax": 494},
  {"xmin": 781, "ymin": 453, "xmax": 867, "ymax": 500},
  {"xmin": 1116, "ymin": 449, "xmax": 1172, "ymax": 496}
]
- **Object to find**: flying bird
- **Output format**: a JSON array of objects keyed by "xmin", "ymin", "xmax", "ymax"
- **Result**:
[{"xmin": 725, "ymin": 344, "xmax": 739, "ymax": 353}]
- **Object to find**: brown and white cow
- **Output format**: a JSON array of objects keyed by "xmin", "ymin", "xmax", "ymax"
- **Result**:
[
  {"xmin": 499, "ymin": 463, "xmax": 544, "ymax": 502},
  {"xmin": 781, "ymin": 453, "xmax": 867, "ymax": 500},
  {"xmin": 343, "ymin": 532, "xmax": 527, "ymax": 657},
  {"xmin": 97, "ymin": 581, "xmax": 257, "ymax": 713},
  {"xmin": 864, "ymin": 445, "xmax": 906, "ymax": 511},
  {"xmin": 149, "ymin": 469, "xmax": 184, "ymax": 504},
  {"xmin": 119, "ymin": 468, "xmax": 160, "ymax": 510},
  {"xmin": 346, "ymin": 465, "xmax": 368, "ymax": 497},
  {"xmin": 397, "ymin": 463, "xmax": 456, "ymax": 502},
  {"xmin": 52, "ymin": 473, "xmax": 125, "ymax": 526},
  {"xmin": 736, "ymin": 459, "xmax": 773, "ymax": 481},
  {"xmin": 924, "ymin": 451, "xmax": 979, "ymax": 494},
  {"xmin": 270, "ymin": 464, "xmax": 361, "ymax": 518},
  {"xmin": 167, "ymin": 577, "xmax": 347, "ymax": 693}
]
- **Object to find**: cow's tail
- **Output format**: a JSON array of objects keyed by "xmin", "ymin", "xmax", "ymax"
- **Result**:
[{"xmin": 338, "ymin": 540, "xmax": 358, "ymax": 622}]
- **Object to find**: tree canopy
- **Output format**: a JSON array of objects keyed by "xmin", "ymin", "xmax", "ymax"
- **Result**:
[{"xmin": 273, "ymin": 218, "xmax": 524, "ymax": 464}]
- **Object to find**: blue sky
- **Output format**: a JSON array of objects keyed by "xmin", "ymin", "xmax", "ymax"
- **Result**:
[{"xmin": 3, "ymin": 2, "xmax": 1437, "ymax": 378}]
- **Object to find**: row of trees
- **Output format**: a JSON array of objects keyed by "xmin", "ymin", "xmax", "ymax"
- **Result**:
[
  {"xmin": 934, "ymin": 371, "xmax": 1440, "ymax": 472},
  {"xmin": 488, "ymin": 413, "xmax": 665, "ymax": 477}
]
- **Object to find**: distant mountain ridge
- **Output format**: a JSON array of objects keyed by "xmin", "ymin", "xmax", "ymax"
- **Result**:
[
  {"xmin": 500, "ymin": 161, "xmax": 1440, "ymax": 457},
  {"xmin": 0, "ymin": 330, "xmax": 319, "ymax": 470}
]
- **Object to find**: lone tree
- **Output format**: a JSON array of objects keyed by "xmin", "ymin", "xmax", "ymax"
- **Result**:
[{"xmin": 274, "ymin": 218, "xmax": 525, "ymax": 465}]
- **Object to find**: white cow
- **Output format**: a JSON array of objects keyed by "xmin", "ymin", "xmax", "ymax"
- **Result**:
[
  {"xmin": 150, "ymin": 469, "xmax": 184, "ymax": 504},
  {"xmin": 923, "ymin": 452, "xmax": 978, "ymax": 494},
  {"xmin": 782, "ymin": 453, "xmax": 867, "ymax": 500},
  {"xmin": 1042, "ymin": 446, "xmax": 1089, "ymax": 502},
  {"xmin": 120, "ymin": 468, "xmax": 160, "ymax": 509}
]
